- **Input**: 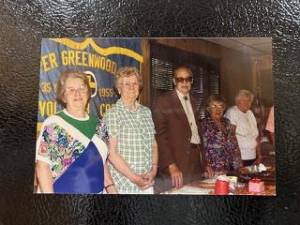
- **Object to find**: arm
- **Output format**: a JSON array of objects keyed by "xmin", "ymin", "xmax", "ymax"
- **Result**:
[
  {"xmin": 103, "ymin": 163, "xmax": 118, "ymax": 194},
  {"xmin": 200, "ymin": 120, "xmax": 214, "ymax": 174},
  {"xmin": 228, "ymin": 123, "xmax": 242, "ymax": 170},
  {"xmin": 152, "ymin": 97, "xmax": 175, "ymax": 170},
  {"xmin": 143, "ymin": 140, "xmax": 158, "ymax": 187},
  {"xmin": 265, "ymin": 106, "xmax": 275, "ymax": 145},
  {"xmin": 255, "ymin": 137, "xmax": 262, "ymax": 164},
  {"xmin": 152, "ymin": 97, "xmax": 182, "ymax": 188},
  {"xmin": 108, "ymin": 137, "xmax": 150, "ymax": 189},
  {"xmin": 35, "ymin": 161, "xmax": 53, "ymax": 193}
]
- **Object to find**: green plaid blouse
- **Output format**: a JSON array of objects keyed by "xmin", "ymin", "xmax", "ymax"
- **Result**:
[{"xmin": 103, "ymin": 99, "xmax": 155, "ymax": 193}]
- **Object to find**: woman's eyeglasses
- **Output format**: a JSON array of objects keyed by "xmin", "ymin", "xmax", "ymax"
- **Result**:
[
  {"xmin": 65, "ymin": 85, "xmax": 88, "ymax": 95},
  {"xmin": 210, "ymin": 104, "xmax": 225, "ymax": 110},
  {"xmin": 175, "ymin": 76, "xmax": 193, "ymax": 83}
]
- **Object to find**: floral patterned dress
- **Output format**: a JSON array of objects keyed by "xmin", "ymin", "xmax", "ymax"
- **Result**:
[{"xmin": 201, "ymin": 116, "xmax": 241, "ymax": 173}]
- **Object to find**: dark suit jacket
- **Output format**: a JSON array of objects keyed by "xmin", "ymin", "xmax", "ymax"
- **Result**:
[{"xmin": 152, "ymin": 90, "xmax": 206, "ymax": 193}]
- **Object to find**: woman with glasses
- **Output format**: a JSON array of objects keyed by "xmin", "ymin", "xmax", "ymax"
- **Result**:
[
  {"xmin": 201, "ymin": 95, "xmax": 242, "ymax": 175},
  {"xmin": 35, "ymin": 71, "xmax": 116, "ymax": 194},
  {"xmin": 103, "ymin": 67, "xmax": 158, "ymax": 194}
]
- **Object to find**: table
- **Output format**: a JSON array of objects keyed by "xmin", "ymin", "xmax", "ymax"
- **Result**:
[{"xmin": 163, "ymin": 169, "xmax": 276, "ymax": 196}]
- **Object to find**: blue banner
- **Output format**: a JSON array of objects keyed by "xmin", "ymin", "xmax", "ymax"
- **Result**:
[{"xmin": 38, "ymin": 38, "xmax": 143, "ymax": 131}]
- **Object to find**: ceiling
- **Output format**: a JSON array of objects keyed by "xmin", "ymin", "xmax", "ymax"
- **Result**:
[{"xmin": 203, "ymin": 38, "xmax": 272, "ymax": 57}]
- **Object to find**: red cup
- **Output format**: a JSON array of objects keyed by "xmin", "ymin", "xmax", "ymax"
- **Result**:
[{"xmin": 215, "ymin": 179, "xmax": 229, "ymax": 195}]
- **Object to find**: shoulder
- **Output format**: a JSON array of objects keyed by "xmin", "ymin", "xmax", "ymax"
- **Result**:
[
  {"xmin": 153, "ymin": 91, "xmax": 177, "ymax": 108},
  {"xmin": 225, "ymin": 106, "xmax": 240, "ymax": 118},
  {"xmin": 41, "ymin": 114, "xmax": 62, "ymax": 126},
  {"xmin": 201, "ymin": 117, "xmax": 210, "ymax": 125},
  {"xmin": 223, "ymin": 116, "xmax": 230, "ymax": 122},
  {"xmin": 247, "ymin": 110, "xmax": 256, "ymax": 120},
  {"xmin": 200, "ymin": 117, "xmax": 210, "ymax": 129},
  {"xmin": 156, "ymin": 91, "xmax": 176, "ymax": 102},
  {"xmin": 139, "ymin": 104, "xmax": 151, "ymax": 114},
  {"xmin": 222, "ymin": 117, "xmax": 231, "ymax": 125},
  {"xmin": 225, "ymin": 106, "xmax": 237, "ymax": 114}
]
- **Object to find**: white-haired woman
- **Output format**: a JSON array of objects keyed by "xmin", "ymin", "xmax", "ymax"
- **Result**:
[
  {"xmin": 104, "ymin": 67, "xmax": 158, "ymax": 194},
  {"xmin": 225, "ymin": 90, "xmax": 262, "ymax": 167}
]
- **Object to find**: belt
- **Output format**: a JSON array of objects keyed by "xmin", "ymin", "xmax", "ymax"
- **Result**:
[{"xmin": 190, "ymin": 143, "xmax": 200, "ymax": 149}]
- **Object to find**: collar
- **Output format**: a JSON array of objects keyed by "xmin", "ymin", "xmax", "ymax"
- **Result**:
[
  {"xmin": 117, "ymin": 98, "xmax": 140, "ymax": 112},
  {"xmin": 63, "ymin": 109, "xmax": 89, "ymax": 121},
  {"xmin": 176, "ymin": 89, "xmax": 190, "ymax": 101},
  {"xmin": 235, "ymin": 105, "xmax": 249, "ymax": 114}
]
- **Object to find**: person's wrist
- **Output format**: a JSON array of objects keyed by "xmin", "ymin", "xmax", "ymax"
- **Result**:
[
  {"xmin": 168, "ymin": 163, "xmax": 177, "ymax": 171},
  {"xmin": 105, "ymin": 183, "xmax": 115, "ymax": 189},
  {"xmin": 129, "ymin": 173, "xmax": 139, "ymax": 183},
  {"xmin": 151, "ymin": 163, "xmax": 158, "ymax": 172}
]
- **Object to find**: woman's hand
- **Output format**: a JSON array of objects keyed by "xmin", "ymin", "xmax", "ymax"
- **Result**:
[
  {"xmin": 130, "ymin": 174, "xmax": 151, "ymax": 189},
  {"xmin": 141, "ymin": 165, "xmax": 158, "ymax": 189},
  {"xmin": 105, "ymin": 184, "xmax": 118, "ymax": 194},
  {"xmin": 254, "ymin": 154, "xmax": 263, "ymax": 165}
]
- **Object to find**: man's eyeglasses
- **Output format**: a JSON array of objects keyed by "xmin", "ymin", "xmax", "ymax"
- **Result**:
[{"xmin": 175, "ymin": 76, "xmax": 193, "ymax": 83}]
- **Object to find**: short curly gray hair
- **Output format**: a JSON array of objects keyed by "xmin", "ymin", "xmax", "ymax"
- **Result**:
[
  {"xmin": 114, "ymin": 66, "xmax": 143, "ymax": 91},
  {"xmin": 235, "ymin": 89, "xmax": 254, "ymax": 105}
]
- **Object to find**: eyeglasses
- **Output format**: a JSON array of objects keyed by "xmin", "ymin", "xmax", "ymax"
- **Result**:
[
  {"xmin": 209, "ymin": 104, "xmax": 225, "ymax": 110},
  {"xmin": 65, "ymin": 85, "xmax": 88, "ymax": 95},
  {"xmin": 175, "ymin": 76, "xmax": 193, "ymax": 83},
  {"xmin": 122, "ymin": 82, "xmax": 139, "ymax": 88}
]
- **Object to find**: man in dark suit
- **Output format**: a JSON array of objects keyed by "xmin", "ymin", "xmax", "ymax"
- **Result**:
[{"xmin": 152, "ymin": 66, "xmax": 209, "ymax": 193}]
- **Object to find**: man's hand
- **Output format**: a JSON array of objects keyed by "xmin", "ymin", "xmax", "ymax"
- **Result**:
[
  {"xmin": 206, "ymin": 166, "xmax": 214, "ymax": 178},
  {"xmin": 168, "ymin": 163, "xmax": 183, "ymax": 189}
]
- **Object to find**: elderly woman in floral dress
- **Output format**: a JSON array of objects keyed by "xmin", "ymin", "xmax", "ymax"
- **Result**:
[
  {"xmin": 201, "ymin": 95, "xmax": 242, "ymax": 175},
  {"xmin": 35, "ymin": 71, "xmax": 116, "ymax": 194}
]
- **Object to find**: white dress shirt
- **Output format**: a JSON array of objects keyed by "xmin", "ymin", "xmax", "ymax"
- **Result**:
[{"xmin": 176, "ymin": 90, "xmax": 201, "ymax": 144}]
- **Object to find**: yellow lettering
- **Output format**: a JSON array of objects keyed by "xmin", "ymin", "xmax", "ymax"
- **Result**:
[
  {"xmin": 41, "ymin": 52, "xmax": 58, "ymax": 72},
  {"xmin": 98, "ymin": 88, "xmax": 114, "ymax": 97},
  {"xmin": 75, "ymin": 50, "xmax": 81, "ymax": 66},
  {"xmin": 49, "ymin": 52, "xmax": 58, "ymax": 68},
  {"xmin": 106, "ymin": 59, "xmax": 111, "ymax": 72},
  {"xmin": 100, "ymin": 57, "xmax": 106, "ymax": 70},
  {"xmin": 40, "ymin": 82, "xmax": 52, "ymax": 93},
  {"xmin": 39, "ymin": 101, "xmax": 46, "ymax": 117},
  {"xmin": 88, "ymin": 54, "xmax": 94, "ymax": 67},
  {"xmin": 39, "ymin": 101, "xmax": 57, "ymax": 117},
  {"xmin": 68, "ymin": 50, "xmax": 75, "ymax": 65},
  {"xmin": 111, "ymin": 61, "xmax": 117, "ymax": 74},
  {"xmin": 61, "ymin": 50, "xmax": 67, "ymax": 65},
  {"xmin": 99, "ymin": 104, "xmax": 113, "ymax": 117},
  {"xmin": 59, "ymin": 50, "xmax": 119, "ymax": 75},
  {"xmin": 94, "ymin": 55, "xmax": 101, "ymax": 68},
  {"xmin": 81, "ymin": 51, "xmax": 88, "ymax": 66}
]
